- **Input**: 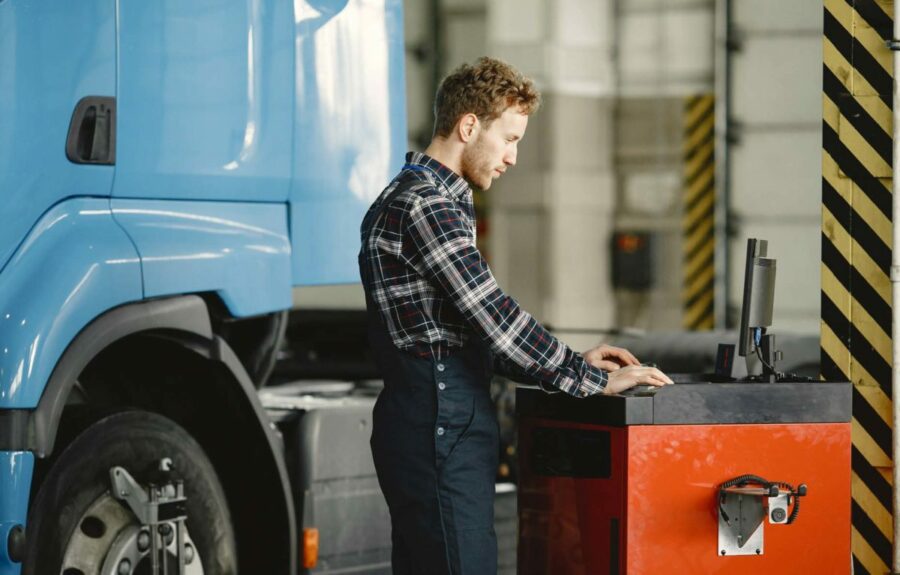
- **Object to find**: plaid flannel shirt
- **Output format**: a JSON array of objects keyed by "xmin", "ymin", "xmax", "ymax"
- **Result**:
[{"xmin": 359, "ymin": 152, "xmax": 607, "ymax": 397}]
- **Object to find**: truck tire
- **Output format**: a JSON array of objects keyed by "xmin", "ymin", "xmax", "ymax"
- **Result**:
[{"xmin": 23, "ymin": 410, "xmax": 237, "ymax": 575}]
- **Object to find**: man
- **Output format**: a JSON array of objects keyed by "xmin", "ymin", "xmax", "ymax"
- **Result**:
[{"xmin": 359, "ymin": 57, "xmax": 672, "ymax": 574}]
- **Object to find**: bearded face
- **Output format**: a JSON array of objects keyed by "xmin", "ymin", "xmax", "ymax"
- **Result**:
[{"xmin": 459, "ymin": 107, "xmax": 528, "ymax": 190}]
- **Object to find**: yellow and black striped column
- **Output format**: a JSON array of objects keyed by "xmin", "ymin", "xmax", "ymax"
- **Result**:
[
  {"xmin": 823, "ymin": 1, "xmax": 893, "ymax": 573},
  {"xmin": 682, "ymin": 94, "xmax": 716, "ymax": 330}
]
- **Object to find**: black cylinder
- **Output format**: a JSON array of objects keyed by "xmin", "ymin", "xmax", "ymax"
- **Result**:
[{"xmin": 7, "ymin": 524, "xmax": 25, "ymax": 563}]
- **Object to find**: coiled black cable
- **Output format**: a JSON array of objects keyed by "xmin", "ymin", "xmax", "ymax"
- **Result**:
[
  {"xmin": 718, "ymin": 474, "xmax": 802, "ymax": 524},
  {"xmin": 718, "ymin": 474, "xmax": 773, "ymax": 522}
]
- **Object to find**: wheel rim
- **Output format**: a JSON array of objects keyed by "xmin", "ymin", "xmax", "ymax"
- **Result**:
[{"xmin": 60, "ymin": 491, "xmax": 204, "ymax": 575}]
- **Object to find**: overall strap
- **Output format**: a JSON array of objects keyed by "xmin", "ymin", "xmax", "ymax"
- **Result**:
[
  {"xmin": 359, "ymin": 169, "xmax": 427, "ymax": 303},
  {"xmin": 360, "ymin": 169, "xmax": 423, "ymax": 253},
  {"xmin": 359, "ymin": 168, "xmax": 430, "ymax": 360}
]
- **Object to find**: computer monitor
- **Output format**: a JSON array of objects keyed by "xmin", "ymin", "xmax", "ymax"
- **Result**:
[{"xmin": 737, "ymin": 239, "xmax": 777, "ymax": 374}]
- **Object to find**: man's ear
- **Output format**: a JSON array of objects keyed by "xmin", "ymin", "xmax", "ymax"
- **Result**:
[{"xmin": 457, "ymin": 113, "xmax": 479, "ymax": 143}]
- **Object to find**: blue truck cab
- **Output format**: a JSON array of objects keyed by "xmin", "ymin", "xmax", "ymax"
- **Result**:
[{"xmin": 0, "ymin": 0, "xmax": 405, "ymax": 573}]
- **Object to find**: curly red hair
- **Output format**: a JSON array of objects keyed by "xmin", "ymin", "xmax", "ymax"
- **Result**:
[{"xmin": 433, "ymin": 57, "xmax": 541, "ymax": 138}]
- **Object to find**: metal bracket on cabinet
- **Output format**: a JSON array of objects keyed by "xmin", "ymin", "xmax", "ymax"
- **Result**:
[{"xmin": 717, "ymin": 476, "xmax": 807, "ymax": 557}]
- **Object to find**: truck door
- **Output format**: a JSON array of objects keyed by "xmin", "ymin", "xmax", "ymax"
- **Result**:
[
  {"xmin": 0, "ymin": 0, "xmax": 117, "ymax": 272},
  {"xmin": 112, "ymin": 0, "xmax": 294, "ymax": 203},
  {"xmin": 290, "ymin": 0, "xmax": 407, "ymax": 285}
]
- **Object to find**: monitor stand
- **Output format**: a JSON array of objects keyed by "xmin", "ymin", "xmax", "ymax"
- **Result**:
[{"xmin": 758, "ymin": 334, "xmax": 781, "ymax": 383}]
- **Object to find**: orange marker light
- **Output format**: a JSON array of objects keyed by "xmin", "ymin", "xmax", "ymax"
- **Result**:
[
  {"xmin": 303, "ymin": 527, "xmax": 319, "ymax": 569},
  {"xmin": 616, "ymin": 233, "xmax": 643, "ymax": 253}
]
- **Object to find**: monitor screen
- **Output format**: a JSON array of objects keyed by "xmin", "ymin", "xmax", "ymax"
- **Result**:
[{"xmin": 738, "ymin": 238, "xmax": 777, "ymax": 358}]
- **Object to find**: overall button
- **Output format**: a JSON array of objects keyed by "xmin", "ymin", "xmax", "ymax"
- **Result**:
[
  {"xmin": 436, "ymin": 364, "xmax": 446, "ymax": 372},
  {"xmin": 436, "ymin": 427, "xmax": 445, "ymax": 436},
  {"xmin": 438, "ymin": 382, "xmax": 446, "ymax": 391}
]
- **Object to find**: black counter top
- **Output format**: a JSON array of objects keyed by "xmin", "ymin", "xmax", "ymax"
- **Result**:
[{"xmin": 516, "ymin": 379, "xmax": 852, "ymax": 425}]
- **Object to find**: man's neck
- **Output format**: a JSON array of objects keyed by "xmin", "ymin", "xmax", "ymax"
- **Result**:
[{"xmin": 424, "ymin": 138, "xmax": 463, "ymax": 176}]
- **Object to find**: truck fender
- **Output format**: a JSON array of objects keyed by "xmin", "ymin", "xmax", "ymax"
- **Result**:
[
  {"xmin": 29, "ymin": 295, "xmax": 298, "ymax": 573},
  {"xmin": 0, "ymin": 198, "xmax": 143, "ymax": 412},
  {"xmin": 31, "ymin": 296, "xmax": 212, "ymax": 456}
]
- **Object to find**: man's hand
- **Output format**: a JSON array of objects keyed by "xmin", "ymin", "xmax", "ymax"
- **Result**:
[
  {"xmin": 583, "ymin": 344, "xmax": 640, "ymax": 372},
  {"xmin": 603, "ymin": 365, "xmax": 673, "ymax": 395}
]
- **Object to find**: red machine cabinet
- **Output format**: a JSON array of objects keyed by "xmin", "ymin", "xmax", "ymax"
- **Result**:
[{"xmin": 517, "ymin": 381, "xmax": 851, "ymax": 574}]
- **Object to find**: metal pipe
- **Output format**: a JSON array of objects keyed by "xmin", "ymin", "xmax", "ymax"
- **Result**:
[
  {"xmin": 176, "ymin": 480, "xmax": 186, "ymax": 574},
  {"xmin": 430, "ymin": 0, "xmax": 442, "ymax": 99},
  {"xmin": 150, "ymin": 485, "xmax": 160, "ymax": 575},
  {"xmin": 892, "ymin": 3, "xmax": 900, "ymax": 571},
  {"xmin": 713, "ymin": 0, "xmax": 732, "ymax": 328}
]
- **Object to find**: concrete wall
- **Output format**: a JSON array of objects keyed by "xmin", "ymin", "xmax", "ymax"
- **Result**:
[
  {"xmin": 728, "ymin": 0, "xmax": 822, "ymax": 333},
  {"xmin": 402, "ymin": 0, "xmax": 820, "ymax": 343},
  {"xmin": 404, "ymin": 0, "xmax": 436, "ymax": 149},
  {"xmin": 483, "ymin": 0, "xmax": 715, "ymax": 349},
  {"xmin": 484, "ymin": 0, "xmax": 618, "ymax": 351},
  {"xmin": 615, "ymin": 0, "xmax": 714, "ymax": 331}
]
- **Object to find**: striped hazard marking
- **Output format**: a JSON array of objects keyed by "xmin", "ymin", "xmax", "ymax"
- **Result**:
[
  {"xmin": 683, "ymin": 94, "xmax": 715, "ymax": 330},
  {"xmin": 822, "ymin": 0, "xmax": 894, "ymax": 573}
]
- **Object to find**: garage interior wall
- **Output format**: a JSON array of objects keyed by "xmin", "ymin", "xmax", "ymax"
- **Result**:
[
  {"xmin": 485, "ymin": 0, "xmax": 618, "ymax": 352},
  {"xmin": 484, "ymin": 0, "xmax": 718, "ymax": 351},
  {"xmin": 405, "ymin": 0, "xmax": 823, "ymax": 348},
  {"xmin": 729, "ymin": 0, "xmax": 823, "ymax": 333},
  {"xmin": 615, "ymin": 0, "xmax": 714, "ymax": 332}
]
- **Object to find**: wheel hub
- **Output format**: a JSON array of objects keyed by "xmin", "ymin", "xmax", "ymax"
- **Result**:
[{"xmin": 60, "ymin": 478, "xmax": 203, "ymax": 575}]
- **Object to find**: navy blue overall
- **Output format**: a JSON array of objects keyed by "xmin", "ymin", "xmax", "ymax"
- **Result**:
[{"xmin": 360, "ymin": 172, "xmax": 499, "ymax": 575}]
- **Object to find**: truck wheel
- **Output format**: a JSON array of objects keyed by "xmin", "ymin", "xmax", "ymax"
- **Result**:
[{"xmin": 23, "ymin": 411, "xmax": 237, "ymax": 575}]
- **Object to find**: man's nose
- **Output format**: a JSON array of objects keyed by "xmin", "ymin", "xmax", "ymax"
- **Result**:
[{"xmin": 505, "ymin": 147, "xmax": 517, "ymax": 166}]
